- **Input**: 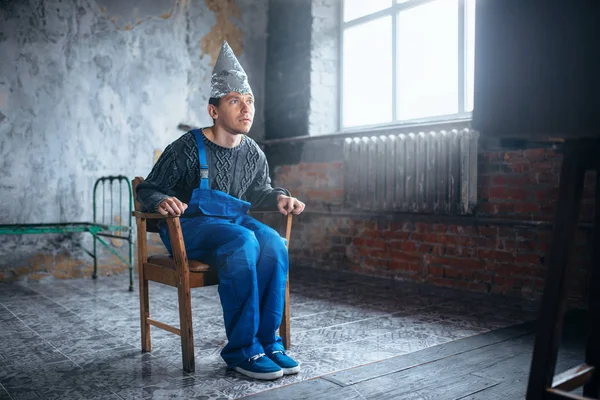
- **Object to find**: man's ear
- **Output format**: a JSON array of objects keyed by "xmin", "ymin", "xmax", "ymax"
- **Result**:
[{"xmin": 207, "ymin": 104, "xmax": 218, "ymax": 120}]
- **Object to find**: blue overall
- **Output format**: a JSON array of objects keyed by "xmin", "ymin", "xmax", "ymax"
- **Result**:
[{"xmin": 159, "ymin": 129, "xmax": 289, "ymax": 368}]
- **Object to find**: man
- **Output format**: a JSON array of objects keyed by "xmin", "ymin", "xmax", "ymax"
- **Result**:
[{"xmin": 136, "ymin": 41, "xmax": 305, "ymax": 381}]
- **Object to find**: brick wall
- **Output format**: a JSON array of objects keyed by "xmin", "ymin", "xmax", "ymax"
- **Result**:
[{"xmin": 272, "ymin": 147, "xmax": 596, "ymax": 302}]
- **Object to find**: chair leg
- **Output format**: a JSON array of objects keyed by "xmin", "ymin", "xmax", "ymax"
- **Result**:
[
  {"xmin": 136, "ymin": 218, "xmax": 151, "ymax": 353},
  {"xmin": 178, "ymin": 284, "xmax": 195, "ymax": 372},
  {"xmin": 280, "ymin": 272, "xmax": 291, "ymax": 350},
  {"xmin": 139, "ymin": 278, "xmax": 151, "ymax": 352},
  {"xmin": 526, "ymin": 144, "xmax": 587, "ymax": 400},
  {"xmin": 583, "ymin": 171, "xmax": 600, "ymax": 397}
]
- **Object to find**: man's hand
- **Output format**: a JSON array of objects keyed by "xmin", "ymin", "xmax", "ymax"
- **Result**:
[
  {"xmin": 276, "ymin": 194, "xmax": 305, "ymax": 216},
  {"xmin": 158, "ymin": 197, "xmax": 188, "ymax": 216}
]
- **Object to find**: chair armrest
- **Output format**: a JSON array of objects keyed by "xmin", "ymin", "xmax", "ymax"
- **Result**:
[{"xmin": 132, "ymin": 211, "xmax": 177, "ymax": 220}]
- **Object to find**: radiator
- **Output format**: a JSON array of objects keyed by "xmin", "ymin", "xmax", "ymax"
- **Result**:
[{"xmin": 343, "ymin": 128, "xmax": 479, "ymax": 214}]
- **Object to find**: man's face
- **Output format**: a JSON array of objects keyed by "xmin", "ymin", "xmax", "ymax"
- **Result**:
[{"xmin": 211, "ymin": 92, "xmax": 255, "ymax": 135}]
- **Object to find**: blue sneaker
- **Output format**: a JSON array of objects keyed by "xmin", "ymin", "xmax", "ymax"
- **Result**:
[
  {"xmin": 268, "ymin": 350, "xmax": 300, "ymax": 375},
  {"xmin": 233, "ymin": 353, "xmax": 283, "ymax": 380}
]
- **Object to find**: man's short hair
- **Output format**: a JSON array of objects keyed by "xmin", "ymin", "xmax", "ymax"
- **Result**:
[{"xmin": 209, "ymin": 97, "xmax": 221, "ymax": 124}]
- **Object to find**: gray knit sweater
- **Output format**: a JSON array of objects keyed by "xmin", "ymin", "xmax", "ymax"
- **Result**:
[{"xmin": 136, "ymin": 130, "xmax": 289, "ymax": 213}]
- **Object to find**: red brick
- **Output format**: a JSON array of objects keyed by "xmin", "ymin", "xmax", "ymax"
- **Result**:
[
  {"xmin": 429, "ymin": 266, "xmax": 444, "ymax": 277},
  {"xmin": 523, "ymin": 148, "xmax": 547, "ymax": 161},
  {"xmin": 445, "ymin": 246, "xmax": 477, "ymax": 258},
  {"xmin": 504, "ymin": 150, "xmax": 524, "ymax": 161},
  {"xmin": 362, "ymin": 229, "xmax": 380, "ymax": 238},
  {"xmin": 528, "ymin": 162, "xmax": 554, "ymax": 173},
  {"xmin": 511, "ymin": 163, "xmax": 530, "ymax": 173},
  {"xmin": 514, "ymin": 203, "xmax": 541, "ymax": 214},
  {"xmin": 457, "ymin": 226, "xmax": 479, "ymax": 236},
  {"xmin": 416, "ymin": 244, "xmax": 432, "ymax": 253},
  {"xmin": 478, "ymin": 226, "xmax": 498, "ymax": 237},
  {"xmin": 475, "ymin": 272, "xmax": 493, "ymax": 283},
  {"xmin": 428, "ymin": 277, "xmax": 470, "ymax": 290},
  {"xmin": 389, "ymin": 261, "xmax": 421, "ymax": 272},
  {"xmin": 491, "ymin": 175, "xmax": 509, "ymax": 186},
  {"xmin": 427, "ymin": 256, "xmax": 450, "ymax": 266},
  {"xmin": 515, "ymin": 253, "xmax": 542, "ymax": 265},
  {"xmin": 364, "ymin": 239, "xmax": 385, "ymax": 249},
  {"xmin": 358, "ymin": 247, "xmax": 371, "ymax": 257},
  {"xmin": 479, "ymin": 249, "xmax": 514, "ymax": 263},
  {"xmin": 496, "ymin": 203, "xmax": 515, "ymax": 214},
  {"xmin": 370, "ymin": 250, "xmax": 389, "ymax": 259},
  {"xmin": 472, "ymin": 237, "xmax": 497, "ymax": 248},
  {"xmin": 489, "ymin": 187, "xmax": 509, "ymax": 200},
  {"xmin": 400, "ymin": 242, "xmax": 417, "ymax": 252},
  {"xmin": 444, "ymin": 267, "xmax": 461, "ymax": 278},
  {"xmin": 411, "ymin": 233, "xmax": 438, "ymax": 243},
  {"xmin": 384, "ymin": 232, "xmax": 411, "ymax": 240},
  {"xmin": 517, "ymin": 240, "xmax": 536, "ymax": 252},
  {"xmin": 363, "ymin": 257, "xmax": 387, "ymax": 268},
  {"xmin": 536, "ymin": 171, "xmax": 558, "ymax": 185},
  {"xmin": 447, "ymin": 225, "xmax": 460, "ymax": 234},
  {"xmin": 433, "ymin": 224, "xmax": 448, "ymax": 233},
  {"xmin": 497, "ymin": 239, "xmax": 517, "ymax": 252},
  {"xmin": 517, "ymin": 231, "xmax": 537, "ymax": 240},
  {"xmin": 416, "ymin": 223, "xmax": 432, "ymax": 233},
  {"xmin": 449, "ymin": 258, "xmax": 485, "ymax": 270},
  {"xmin": 390, "ymin": 251, "xmax": 423, "ymax": 263}
]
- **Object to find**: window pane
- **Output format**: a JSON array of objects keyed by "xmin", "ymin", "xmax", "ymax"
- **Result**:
[
  {"xmin": 343, "ymin": 17, "xmax": 393, "ymax": 128},
  {"xmin": 397, "ymin": 0, "xmax": 459, "ymax": 120},
  {"xmin": 465, "ymin": 0, "xmax": 476, "ymax": 112},
  {"xmin": 343, "ymin": 0, "xmax": 392, "ymax": 22}
]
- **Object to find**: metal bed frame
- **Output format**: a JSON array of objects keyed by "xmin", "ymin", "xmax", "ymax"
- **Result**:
[{"xmin": 0, "ymin": 175, "xmax": 135, "ymax": 291}]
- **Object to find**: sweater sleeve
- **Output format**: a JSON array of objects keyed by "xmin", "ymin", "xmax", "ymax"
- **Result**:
[
  {"xmin": 135, "ymin": 144, "xmax": 183, "ymax": 213},
  {"xmin": 245, "ymin": 152, "xmax": 290, "ymax": 210}
]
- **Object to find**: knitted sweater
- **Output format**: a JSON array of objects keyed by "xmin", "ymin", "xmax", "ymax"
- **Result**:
[{"xmin": 136, "ymin": 130, "xmax": 289, "ymax": 213}]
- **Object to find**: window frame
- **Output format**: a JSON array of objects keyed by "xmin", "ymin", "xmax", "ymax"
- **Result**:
[{"xmin": 338, "ymin": 0, "xmax": 473, "ymax": 132}]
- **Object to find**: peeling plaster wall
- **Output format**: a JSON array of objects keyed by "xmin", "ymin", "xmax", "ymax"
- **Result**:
[{"xmin": 0, "ymin": 0, "xmax": 268, "ymax": 278}]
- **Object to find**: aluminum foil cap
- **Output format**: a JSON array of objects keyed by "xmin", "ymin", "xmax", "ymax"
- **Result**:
[{"xmin": 210, "ymin": 41, "xmax": 253, "ymax": 98}]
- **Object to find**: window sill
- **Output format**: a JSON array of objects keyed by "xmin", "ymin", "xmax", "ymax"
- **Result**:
[{"xmin": 260, "ymin": 115, "xmax": 473, "ymax": 146}]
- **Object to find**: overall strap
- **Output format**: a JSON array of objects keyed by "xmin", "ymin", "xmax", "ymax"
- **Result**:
[{"xmin": 192, "ymin": 129, "xmax": 209, "ymax": 189}]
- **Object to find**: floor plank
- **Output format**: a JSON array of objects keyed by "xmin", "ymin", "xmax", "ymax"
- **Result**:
[
  {"xmin": 254, "ymin": 310, "xmax": 587, "ymax": 400},
  {"xmin": 325, "ymin": 322, "xmax": 534, "ymax": 386}
]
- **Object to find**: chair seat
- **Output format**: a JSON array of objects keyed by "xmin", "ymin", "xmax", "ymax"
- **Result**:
[{"xmin": 147, "ymin": 255, "xmax": 210, "ymax": 272}]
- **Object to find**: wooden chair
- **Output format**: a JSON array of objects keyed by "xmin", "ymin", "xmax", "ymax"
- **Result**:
[
  {"xmin": 526, "ymin": 139, "xmax": 600, "ymax": 400},
  {"xmin": 131, "ymin": 177, "xmax": 293, "ymax": 372}
]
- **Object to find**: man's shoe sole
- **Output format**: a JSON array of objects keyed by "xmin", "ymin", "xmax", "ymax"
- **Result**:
[
  {"xmin": 233, "ymin": 366, "xmax": 283, "ymax": 380},
  {"xmin": 282, "ymin": 365, "xmax": 300, "ymax": 375}
]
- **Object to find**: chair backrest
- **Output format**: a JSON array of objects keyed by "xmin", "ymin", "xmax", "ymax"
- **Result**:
[{"xmin": 132, "ymin": 177, "xmax": 161, "ymax": 233}]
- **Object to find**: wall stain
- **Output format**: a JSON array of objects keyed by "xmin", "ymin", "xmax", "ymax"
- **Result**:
[
  {"xmin": 0, "ymin": 250, "xmax": 130, "ymax": 282},
  {"xmin": 201, "ymin": 0, "xmax": 244, "ymax": 66},
  {"xmin": 97, "ymin": 0, "xmax": 189, "ymax": 32}
]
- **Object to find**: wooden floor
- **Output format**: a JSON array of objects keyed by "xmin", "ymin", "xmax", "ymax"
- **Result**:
[{"xmin": 246, "ymin": 311, "xmax": 588, "ymax": 400}]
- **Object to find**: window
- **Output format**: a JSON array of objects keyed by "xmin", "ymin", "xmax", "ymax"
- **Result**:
[{"xmin": 341, "ymin": 0, "xmax": 476, "ymax": 129}]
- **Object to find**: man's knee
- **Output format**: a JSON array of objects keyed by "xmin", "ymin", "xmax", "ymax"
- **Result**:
[{"xmin": 255, "ymin": 227, "xmax": 286, "ymax": 251}]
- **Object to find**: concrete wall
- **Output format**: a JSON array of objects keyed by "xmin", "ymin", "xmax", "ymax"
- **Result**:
[
  {"xmin": 0, "ymin": 0, "xmax": 268, "ymax": 279},
  {"xmin": 265, "ymin": 0, "xmax": 339, "ymax": 140}
]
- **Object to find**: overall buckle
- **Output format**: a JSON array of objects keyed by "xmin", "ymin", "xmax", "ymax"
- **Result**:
[{"xmin": 200, "ymin": 166, "xmax": 209, "ymax": 179}]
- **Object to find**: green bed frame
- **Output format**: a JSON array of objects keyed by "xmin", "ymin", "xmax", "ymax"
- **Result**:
[{"xmin": 0, "ymin": 175, "xmax": 135, "ymax": 291}]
